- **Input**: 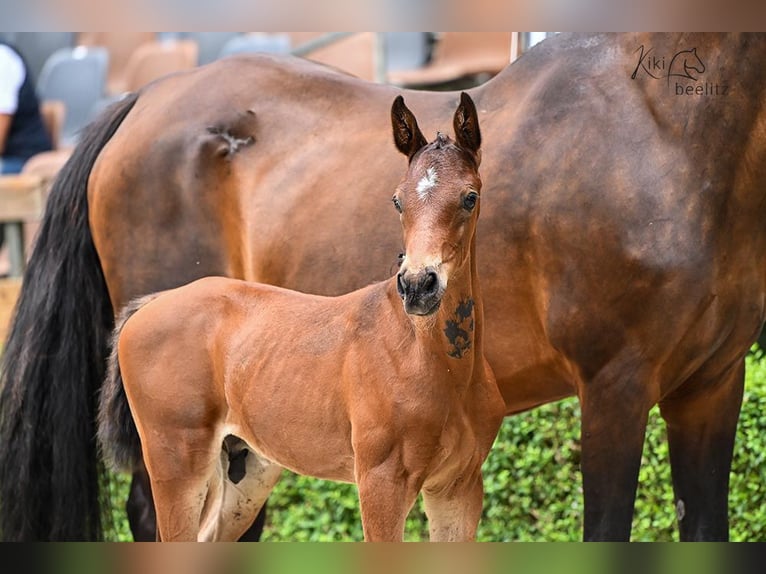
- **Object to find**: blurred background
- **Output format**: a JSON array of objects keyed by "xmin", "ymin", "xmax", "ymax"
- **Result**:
[
  {"xmin": 0, "ymin": 31, "xmax": 553, "ymax": 162},
  {"xmin": 0, "ymin": 31, "xmax": 553, "ymax": 285}
]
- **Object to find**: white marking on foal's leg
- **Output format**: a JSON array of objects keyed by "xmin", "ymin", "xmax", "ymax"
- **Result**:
[
  {"xmin": 417, "ymin": 167, "xmax": 438, "ymax": 200},
  {"xmin": 212, "ymin": 447, "xmax": 283, "ymax": 541},
  {"xmin": 197, "ymin": 450, "xmax": 228, "ymax": 541},
  {"xmin": 422, "ymin": 473, "xmax": 484, "ymax": 541}
]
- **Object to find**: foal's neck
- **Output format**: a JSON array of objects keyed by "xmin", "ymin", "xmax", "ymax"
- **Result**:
[{"xmin": 409, "ymin": 235, "xmax": 483, "ymax": 374}]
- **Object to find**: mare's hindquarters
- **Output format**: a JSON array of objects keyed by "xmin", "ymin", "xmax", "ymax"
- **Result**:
[{"xmin": 0, "ymin": 93, "xmax": 138, "ymax": 541}]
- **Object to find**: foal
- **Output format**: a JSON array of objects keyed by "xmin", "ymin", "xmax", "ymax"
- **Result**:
[{"xmin": 98, "ymin": 93, "xmax": 505, "ymax": 542}]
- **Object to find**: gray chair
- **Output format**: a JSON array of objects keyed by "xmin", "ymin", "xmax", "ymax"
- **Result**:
[
  {"xmin": 218, "ymin": 33, "xmax": 291, "ymax": 58},
  {"xmin": 36, "ymin": 46, "xmax": 109, "ymax": 147},
  {"xmin": 0, "ymin": 32, "xmax": 75, "ymax": 84},
  {"xmin": 188, "ymin": 32, "xmax": 243, "ymax": 65},
  {"xmin": 156, "ymin": 33, "xmax": 243, "ymax": 65},
  {"xmin": 383, "ymin": 33, "xmax": 432, "ymax": 72}
]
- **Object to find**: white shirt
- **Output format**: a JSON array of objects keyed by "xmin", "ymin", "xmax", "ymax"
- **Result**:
[{"xmin": 0, "ymin": 45, "xmax": 25, "ymax": 115}]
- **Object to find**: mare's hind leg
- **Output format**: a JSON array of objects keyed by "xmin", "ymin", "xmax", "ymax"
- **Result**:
[
  {"xmin": 422, "ymin": 469, "xmax": 484, "ymax": 541},
  {"xmin": 127, "ymin": 465, "xmax": 158, "ymax": 541},
  {"xmin": 659, "ymin": 361, "xmax": 744, "ymax": 541},
  {"xmin": 198, "ymin": 441, "xmax": 283, "ymax": 541}
]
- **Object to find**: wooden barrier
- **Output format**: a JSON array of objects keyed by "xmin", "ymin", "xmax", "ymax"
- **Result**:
[
  {"xmin": 0, "ymin": 174, "xmax": 44, "ymax": 343},
  {"xmin": 0, "ymin": 174, "xmax": 44, "ymax": 219},
  {"xmin": 0, "ymin": 278, "xmax": 21, "ymax": 345},
  {"xmin": 0, "ymin": 174, "xmax": 44, "ymax": 278}
]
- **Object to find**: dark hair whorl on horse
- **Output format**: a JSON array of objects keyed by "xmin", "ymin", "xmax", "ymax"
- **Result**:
[{"xmin": 0, "ymin": 92, "xmax": 138, "ymax": 541}]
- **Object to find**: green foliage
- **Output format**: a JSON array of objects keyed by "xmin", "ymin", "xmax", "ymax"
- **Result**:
[
  {"xmin": 103, "ymin": 471, "xmax": 134, "ymax": 542},
  {"xmin": 730, "ymin": 345, "xmax": 766, "ymax": 541},
  {"xmin": 105, "ymin": 347, "xmax": 766, "ymax": 542}
]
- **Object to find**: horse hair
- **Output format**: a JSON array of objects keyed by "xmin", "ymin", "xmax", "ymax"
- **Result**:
[
  {"xmin": 98, "ymin": 293, "xmax": 161, "ymax": 473},
  {"xmin": 0, "ymin": 92, "xmax": 139, "ymax": 541}
]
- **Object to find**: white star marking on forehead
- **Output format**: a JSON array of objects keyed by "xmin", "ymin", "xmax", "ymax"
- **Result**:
[{"xmin": 416, "ymin": 167, "xmax": 438, "ymax": 200}]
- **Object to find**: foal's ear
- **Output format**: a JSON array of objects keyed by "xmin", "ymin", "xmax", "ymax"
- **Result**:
[
  {"xmin": 391, "ymin": 95, "xmax": 428, "ymax": 161},
  {"xmin": 453, "ymin": 92, "xmax": 481, "ymax": 160}
]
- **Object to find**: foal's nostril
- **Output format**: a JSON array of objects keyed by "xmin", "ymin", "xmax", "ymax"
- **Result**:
[
  {"xmin": 422, "ymin": 270, "xmax": 438, "ymax": 294},
  {"xmin": 396, "ymin": 273, "xmax": 406, "ymax": 299}
]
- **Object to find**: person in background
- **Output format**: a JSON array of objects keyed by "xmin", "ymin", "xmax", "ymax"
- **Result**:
[
  {"xmin": 0, "ymin": 42, "xmax": 52, "ymax": 274},
  {"xmin": 0, "ymin": 41, "xmax": 52, "ymax": 175}
]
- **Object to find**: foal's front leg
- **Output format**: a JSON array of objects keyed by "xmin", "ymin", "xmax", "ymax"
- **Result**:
[
  {"xmin": 355, "ymin": 456, "xmax": 423, "ymax": 541},
  {"xmin": 422, "ymin": 469, "xmax": 484, "ymax": 541}
]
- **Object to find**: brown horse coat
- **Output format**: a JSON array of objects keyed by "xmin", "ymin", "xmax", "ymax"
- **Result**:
[
  {"xmin": 100, "ymin": 95, "xmax": 505, "ymax": 541},
  {"xmin": 88, "ymin": 35, "xmax": 766, "ymax": 541},
  {"xmin": 2, "ymin": 33, "xmax": 765, "ymax": 541}
]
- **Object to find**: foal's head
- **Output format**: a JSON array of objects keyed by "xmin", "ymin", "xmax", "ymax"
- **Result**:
[{"xmin": 390, "ymin": 92, "xmax": 482, "ymax": 316}]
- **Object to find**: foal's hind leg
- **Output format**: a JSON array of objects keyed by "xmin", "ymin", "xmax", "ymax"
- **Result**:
[
  {"xmin": 422, "ymin": 469, "xmax": 484, "ymax": 541},
  {"xmin": 199, "ymin": 444, "xmax": 283, "ymax": 541},
  {"xmin": 126, "ymin": 458, "xmax": 270, "ymax": 541},
  {"xmin": 659, "ymin": 361, "xmax": 744, "ymax": 541},
  {"xmin": 142, "ymin": 428, "xmax": 222, "ymax": 542}
]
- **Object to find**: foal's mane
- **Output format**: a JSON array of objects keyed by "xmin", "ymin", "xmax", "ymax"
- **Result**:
[{"xmin": 416, "ymin": 132, "xmax": 479, "ymax": 169}]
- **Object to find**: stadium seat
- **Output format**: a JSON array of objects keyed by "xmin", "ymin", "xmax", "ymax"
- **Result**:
[{"xmin": 36, "ymin": 46, "xmax": 109, "ymax": 147}]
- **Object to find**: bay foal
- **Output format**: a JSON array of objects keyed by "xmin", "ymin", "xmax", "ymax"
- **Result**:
[{"xmin": 98, "ymin": 93, "xmax": 505, "ymax": 542}]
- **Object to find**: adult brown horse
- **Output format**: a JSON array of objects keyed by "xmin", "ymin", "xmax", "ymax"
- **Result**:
[
  {"xmin": 98, "ymin": 94, "xmax": 505, "ymax": 541},
  {"xmin": 1, "ymin": 33, "xmax": 765, "ymax": 542}
]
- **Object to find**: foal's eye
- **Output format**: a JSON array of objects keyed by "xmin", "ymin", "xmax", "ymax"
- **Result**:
[
  {"xmin": 392, "ymin": 196, "xmax": 403, "ymax": 213},
  {"xmin": 463, "ymin": 192, "xmax": 479, "ymax": 211}
]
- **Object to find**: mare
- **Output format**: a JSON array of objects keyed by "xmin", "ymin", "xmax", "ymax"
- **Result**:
[
  {"xmin": 97, "ymin": 93, "xmax": 505, "ymax": 542},
  {"xmin": 2, "ymin": 33, "xmax": 766, "ymax": 542}
]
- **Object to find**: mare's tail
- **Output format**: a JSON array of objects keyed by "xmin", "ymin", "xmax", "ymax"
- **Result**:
[
  {"xmin": 97, "ymin": 294, "xmax": 161, "ymax": 473},
  {"xmin": 0, "ymin": 92, "xmax": 139, "ymax": 541}
]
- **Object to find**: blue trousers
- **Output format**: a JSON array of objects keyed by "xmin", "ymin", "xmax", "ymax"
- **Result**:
[{"xmin": 0, "ymin": 156, "xmax": 25, "ymax": 174}]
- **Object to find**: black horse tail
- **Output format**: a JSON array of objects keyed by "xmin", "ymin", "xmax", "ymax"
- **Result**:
[
  {"xmin": 97, "ymin": 293, "xmax": 161, "ymax": 473},
  {"xmin": 0, "ymin": 92, "xmax": 139, "ymax": 541}
]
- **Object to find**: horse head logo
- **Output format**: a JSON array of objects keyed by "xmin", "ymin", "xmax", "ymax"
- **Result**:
[{"xmin": 667, "ymin": 47, "xmax": 706, "ymax": 85}]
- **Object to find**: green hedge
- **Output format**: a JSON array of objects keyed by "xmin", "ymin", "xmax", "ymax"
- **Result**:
[{"xmin": 105, "ymin": 347, "xmax": 766, "ymax": 542}]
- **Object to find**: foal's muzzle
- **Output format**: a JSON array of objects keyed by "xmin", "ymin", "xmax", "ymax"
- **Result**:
[{"xmin": 397, "ymin": 266, "xmax": 442, "ymax": 316}]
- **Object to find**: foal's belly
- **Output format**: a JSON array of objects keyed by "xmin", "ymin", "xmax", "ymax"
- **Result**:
[
  {"xmin": 239, "ymin": 433, "xmax": 357, "ymax": 484},
  {"xmin": 224, "ymin": 365, "xmax": 358, "ymax": 483}
]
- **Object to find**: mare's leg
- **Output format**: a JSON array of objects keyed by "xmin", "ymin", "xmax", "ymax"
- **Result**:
[
  {"xmin": 658, "ymin": 361, "xmax": 744, "ymax": 541},
  {"xmin": 579, "ymin": 360, "xmax": 653, "ymax": 541},
  {"xmin": 127, "ymin": 465, "xmax": 158, "ymax": 541},
  {"xmin": 199, "ymin": 447, "xmax": 282, "ymax": 542},
  {"xmin": 422, "ymin": 469, "xmax": 484, "ymax": 541}
]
